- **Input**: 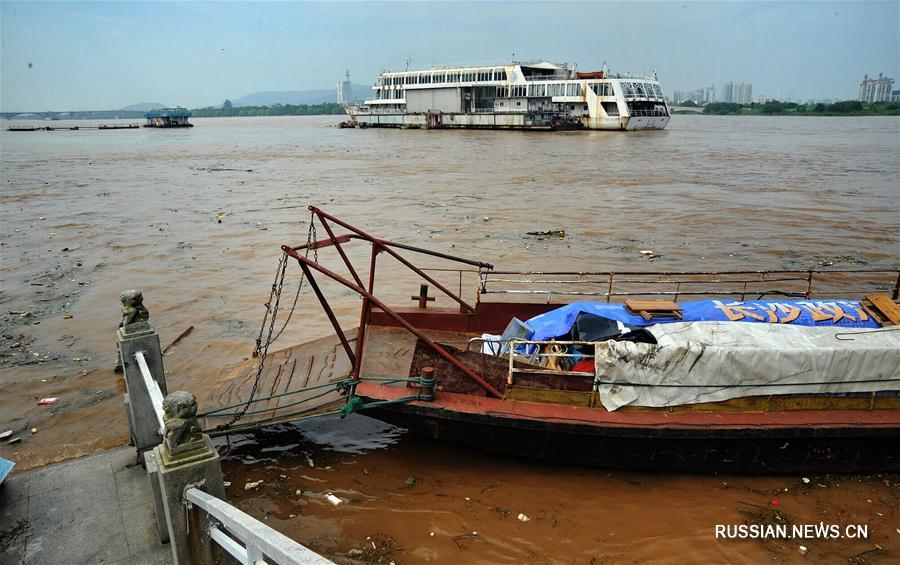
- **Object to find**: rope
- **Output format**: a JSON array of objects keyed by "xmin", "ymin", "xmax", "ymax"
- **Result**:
[
  {"xmin": 594, "ymin": 377, "xmax": 900, "ymax": 388},
  {"xmin": 202, "ymin": 375, "xmax": 435, "ymax": 435}
]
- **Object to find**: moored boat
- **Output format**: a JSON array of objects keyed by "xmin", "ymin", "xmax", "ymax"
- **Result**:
[
  {"xmin": 206, "ymin": 208, "xmax": 900, "ymax": 474},
  {"xmin": 345, "ymin": 61, "xmax": 670, "ymax": 131}
]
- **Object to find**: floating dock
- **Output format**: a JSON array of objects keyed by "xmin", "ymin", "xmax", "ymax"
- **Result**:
[{"xmin": 7, "ymin": 124, "xmax": 141, "ymax": 132}]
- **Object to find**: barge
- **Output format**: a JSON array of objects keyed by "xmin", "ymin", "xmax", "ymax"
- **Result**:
[
  {"xmin": 205, "ymin": 208, "xmax": 900, "ymax": 474},
  {"xmin": 144, "ymin": 107, "xmax": 193, "ymax": 128},
  {"xmin": 345, "ymin": 61, "xmax": 670, "ymax": 131}
]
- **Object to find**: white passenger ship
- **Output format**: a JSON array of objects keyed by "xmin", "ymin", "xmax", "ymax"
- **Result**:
[{"xmin": 345, "ymin": 61, "xmax": 669, "ymax": 131}]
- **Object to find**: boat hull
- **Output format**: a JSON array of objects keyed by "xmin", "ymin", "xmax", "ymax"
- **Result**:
[
  {"xmin": 348, "ymin": 111, "xmax": 669, "ymax": 131},
  {"xmin": 363, "ymin": 401, "xmax": 900, "ymax": 474}
]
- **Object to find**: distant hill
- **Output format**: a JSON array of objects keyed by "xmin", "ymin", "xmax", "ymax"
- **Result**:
[
  {"xmin": 231, "ymin": 85, "xmax": 370, "ymax": 107},
  {"xmin": 118, "ymin": 102, "xmax": 167, "ymax": 111}
]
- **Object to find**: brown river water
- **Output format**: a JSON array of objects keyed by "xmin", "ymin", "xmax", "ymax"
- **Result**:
[{"xmin": 1, "ymin": 115, "xmax": 898, "ymax": 562}]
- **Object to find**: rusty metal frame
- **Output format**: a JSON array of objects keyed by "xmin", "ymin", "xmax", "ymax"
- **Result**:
[
  {"xmin": 282, "ymin": 207, "xmax": 502, "ymax": 398},
  {"xmin": 279, "ymin": 208, "xmax": 898, "ymax": 401}
]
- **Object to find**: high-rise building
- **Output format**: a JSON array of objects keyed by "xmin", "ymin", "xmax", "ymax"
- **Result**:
[
  {"xmin": 705, "ymin": 85, "xmax": 716, "ymax": 103},
  {"xmin": 337, "ymin": 70, "xmax": 353, "ymax": 104},
  {"xmin": 858, "ymin": 73, "xmax": 894, "ymax": 103},
  {"xmin": 734, "ymin": 82, "xmax": 752, "ymax": 104},
  {"xmin": 722, "ymin": 82, "xmax": 734, "ymax": 103}
]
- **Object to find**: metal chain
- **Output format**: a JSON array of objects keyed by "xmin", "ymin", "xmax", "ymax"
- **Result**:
[
  {"xmin": 220, "ymin": 212, "xmax": 317, "ymax": 430},
  {"xmin": 268, "ymin": 219, "xmax": 317, "ymax": 345}
]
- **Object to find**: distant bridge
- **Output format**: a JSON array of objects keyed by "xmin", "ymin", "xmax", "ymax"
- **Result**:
[
  {"xmin": 1, "ymin": 110, "xmax": 148, "ymax": 120},
  {"xmin": 669, "ymin": 106, "xmax": 704, "ymax": 114}
]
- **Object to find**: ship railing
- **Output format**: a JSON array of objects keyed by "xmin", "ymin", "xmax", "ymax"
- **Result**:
[
  {"xmin": 506, "ymin": 339, "xmax": 597, "ymax": 386},
  {"xmin": 523, "ymin": 75, "xmax": 570, "ymax": 81},
  {"xmin": 479, "ymin": 268, "xmax": 900, "ymax": 302},
  {"xmin": 627, "ymin": 109, "xmax": 669, "ymax": 117}
]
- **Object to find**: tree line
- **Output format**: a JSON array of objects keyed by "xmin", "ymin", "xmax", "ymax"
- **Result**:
[
  {"xmin": 191, "ymin": 102, "xmax": 346, "ymax": 117},
  {"xmin": 701, "ymin": 100, "xmax": 899, "ymax": 116}
]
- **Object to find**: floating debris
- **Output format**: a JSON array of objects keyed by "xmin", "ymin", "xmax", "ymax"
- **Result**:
[
  {"xmin": 244, "ymin": 480, "xmax": 264, "ymax": 490},
  {"xmin": 37, "ymin": 397, "xmax": 58, "ymax": 405},
  {"xmin": 517, "ymin": 513, "xmax": 531, "ymax": 522},
  {"xmin": 526, "ymin": 229, "xmax": 565, "ymax": 240},
  {"xmin": 326, "ymin": 493, "xmax": 343, "ymax": 506}
]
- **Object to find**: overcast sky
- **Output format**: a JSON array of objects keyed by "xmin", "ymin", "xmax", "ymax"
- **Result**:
[{"xmin": 1, "ymin": 1, "xmax": 898, "ymax": 111}]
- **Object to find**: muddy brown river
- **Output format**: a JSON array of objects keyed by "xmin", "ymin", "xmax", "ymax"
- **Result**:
[{"xmin": 1, "ymin": 115, "xmax": 898, "ymax": 563}]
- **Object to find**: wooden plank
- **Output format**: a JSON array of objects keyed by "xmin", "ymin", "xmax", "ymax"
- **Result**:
[
  {"xmin": 626, "ymin": 299, "xmax": 683, "ymax": 320},
  {"xmin": 864, "ymin": 294, "xmax": 900, "ymax": 325},
  {"xmin": 624, "ymin": 299, "xmax": 682, "ymax": 312}
]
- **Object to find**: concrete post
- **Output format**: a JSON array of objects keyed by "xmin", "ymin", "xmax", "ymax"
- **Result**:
[
  {"xmin": 144, "ymin": 450, "xmax": 170, "ymax": 544},
  {"xmin": 154, "ymin": 435, "xmax": 226, "ymax": 564},
  {"xmin": 118, "ymin": 318, "xmax": 167, "ymax": 463}
]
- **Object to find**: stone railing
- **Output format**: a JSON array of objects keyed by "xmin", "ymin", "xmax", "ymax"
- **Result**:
[{"xmin": 117, "ymin": 290, "xmax": 333, "ymax": 564}]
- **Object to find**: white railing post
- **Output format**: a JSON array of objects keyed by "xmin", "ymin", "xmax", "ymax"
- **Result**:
[
  {"xmin": 185, "ymin": 488, "xmax": 334, "ymax": 564},
  {"xmin": 134, "ymin": 350, "xmax": 166, "ymax": 435}
]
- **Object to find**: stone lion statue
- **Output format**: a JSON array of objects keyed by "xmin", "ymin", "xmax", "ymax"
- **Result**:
[
  {"xmin": 162, "ymin": 391, "xmax": 203, "ymax": 453},
  {"xmin": 119, "ymin": 289, "xmax": 149, "ymax": 328}
]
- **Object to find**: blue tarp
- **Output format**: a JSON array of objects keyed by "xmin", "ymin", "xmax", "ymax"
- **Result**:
[
  {"xmin": 0, "ymin": 455, "xmax": 14, "ymax": 485},
  {"xmin": 525, "ymin": 299, "xmax": 879, "ymax": 341}
]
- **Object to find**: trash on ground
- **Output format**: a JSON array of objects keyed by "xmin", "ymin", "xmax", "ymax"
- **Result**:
[
  {"xmin": 326, "ymin": 493, "xmax": 343, "ymax": 506},
  {"xmin": 244, "ymin": 480, "xmax": 264, "ymax": 490},
  {"xmin": 517, "ymin": 513, "xmax": 531, "ymax": 522},
  {"xmin": 37, "ymin": 397, "xmax": 58, "ymax": 405},
  {"xmin": 0, "ymin": 430, "xmax": 12, "ymax": 440},
  {"xmin": 404, "ymin": 476, "xmax": 417, "ymax": 486}
]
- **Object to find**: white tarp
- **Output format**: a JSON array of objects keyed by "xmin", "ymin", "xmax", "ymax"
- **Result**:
[{"xmin": 594, "ymin": 322, "xmax": 900, "ymax": 411}]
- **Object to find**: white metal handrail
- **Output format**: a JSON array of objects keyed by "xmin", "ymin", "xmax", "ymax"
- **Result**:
[
  {"xmin": 134, "ymin": 350, "xmax": 166, "ymax": 435},
  {"xmin": 184, "ymin": 488, "xmax": 334, "ymax": 565},
  {"xmin": 507, "ymin": 339, "xmax": 598, "ymax": 384}
]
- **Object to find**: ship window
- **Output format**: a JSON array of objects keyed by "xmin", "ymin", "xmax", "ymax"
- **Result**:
[
  {"xmin": 499, "ymin": 101, "xmax": 504, "ymax": 107},
  {"xmin": 517, "ymin": 101, "xmax": 521, "ymax": 106}
]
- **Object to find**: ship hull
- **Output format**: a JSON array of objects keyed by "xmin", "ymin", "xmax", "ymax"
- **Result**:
[
  {"xmin": 362, "ymin": 401, "xmax": 900, "ymax": 474},
  {"xmin": 348, "ymin": 111, "xmax": 669, "ymax": 131}
]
